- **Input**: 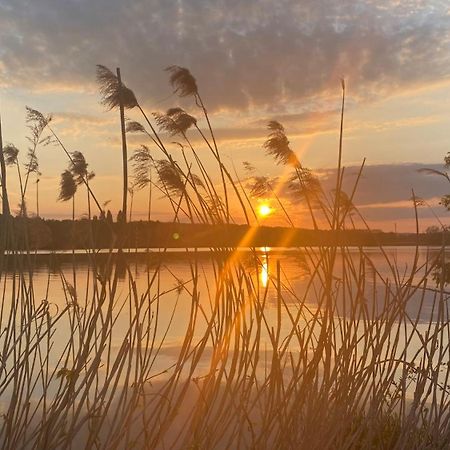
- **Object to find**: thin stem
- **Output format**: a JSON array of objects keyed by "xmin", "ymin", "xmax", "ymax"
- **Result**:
[
  {"xmin": 117, "ymin": 68, "xmax": 128, "ymax": 222},
  {"xmin": 0, "ymin": 109, "xmax": 10, "ymax": 216}
]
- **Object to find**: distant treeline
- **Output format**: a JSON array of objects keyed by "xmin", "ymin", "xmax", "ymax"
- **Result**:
[{"xmin": 0, "ymin": 215, "xmax": 448, "ymax": 250}]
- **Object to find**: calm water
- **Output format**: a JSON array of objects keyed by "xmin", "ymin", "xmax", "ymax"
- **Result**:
[{"xmin": 1, "ymin": 246, "xmax": 448, "ymax": 388}]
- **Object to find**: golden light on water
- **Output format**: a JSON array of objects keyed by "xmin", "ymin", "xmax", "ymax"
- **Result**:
[
  {"xmin": 261, "ymin": 255, "xmax": 269, "ymax": 288},
  {"xmin": 258, "ymin": 203, "xmax": 272, "ymax": 218},
  {"xmin": 260, "ymin": 247, "xmax": 271, "ymax": 288}
]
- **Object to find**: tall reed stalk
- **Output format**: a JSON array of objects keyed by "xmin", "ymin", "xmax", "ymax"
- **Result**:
[
  {"xmin": 0, "ymin": 109, "xmax": 10, "ymax": 216},
  {"xmin": 0, "ymin": 69, "xmax": 449, "ymax": 450}
]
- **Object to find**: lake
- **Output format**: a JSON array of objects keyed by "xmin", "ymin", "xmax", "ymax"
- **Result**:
[
  {"xmin": 1, "ymin": 246, "xmax": 447, "ymax": 374},
  {"xmin": 1, "ymin": 245, "xmax": 449, "ymax": 448}
]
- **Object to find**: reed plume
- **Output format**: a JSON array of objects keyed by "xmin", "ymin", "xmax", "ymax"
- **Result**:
[
  {"xmin": 130, "ymin": 145, "xmax": 154, "ymax": 221},
  {"xmin": 96, "ymin": 65, "xmax": 136, "ymax": 221},
  {"xmin": 70, "ymin": 151, "xmax": 88, "ymax": 182},
  {"xmin": 0, "ymin": 108, "xmax": 10, "ymax": 216},
  {"xmin": 126, "ymin": 120, "xmax": 146, "ymax": 134},
  {"xmin": 58, "ymin": 169, "xmax": 77, "ymax": 202},
  {"xmin": 248, "ymin": 175, "xmax": 273, "ymax": 198},
  {"xmin": 419, "ymin": 153, "xmax": 450, "ymax": 211},
  {"xmin": 154, "ymin": 159, "xmax": 185, "ymax": 196},
  {"xmin": 3, "ymin": 144, "xmax": 19, "ymax": 166},
  {"xmin": 262, "ymin": 121, "xmax": 320, "ymax": 228},
  {"xmin": 3, "ymin": 143, "xmax": 27, "ymax": 215},
  {"xmin": 25, "ymin": 106, "xmax": 52, "ymax": 129},
  {"xmin": 96, "ymin": 65, "xmax": 138, "ymax": 110},
  {"xmin": 288, "ymin": 169, "xmax": 322, "ymax": 200},
  {"xmin": 23, "ymin": 105, "xmax": 51, "ymax": 194},
  {"xmin": 154, "ymin": 108, "xmax": 197, "ymax": 136},
  {"xmin": 130, "ymin": 145, "xmax": 153, "ymax": 190},
  {"xmin": 166, "ymin": 66, "xmax": 198, "ymax": 98},
  {"xmin": 165, "ymin": 66, "xmax": 234, "ymax": 222},
  {"xmin": 263, "ymin": 121, "xmax": 299, "ymax": 166},
  {"xmin": 69, "ymin": 151, "xmax": 95, "ymax": 218}
]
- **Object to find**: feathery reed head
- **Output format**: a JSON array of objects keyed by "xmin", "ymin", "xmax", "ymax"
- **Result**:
[
  {"xmin": 26, "ymin": 107, "xmax": 52, "ymax": 129},
  {"xmin": 190, "ymin": 173, "xmax": 205, "ymax": 189},
  {"xmin": 126, "ymin": 120, "xmax": 146, "ymax": 133},
  {"xmin": 130, "ymin": 145, "xmax": 153, "ymax": 190},
  {"xmin": 154, "ymin": 108, "xmax": 197, "ymax": 136},
  {"xmin": 263, "ymin": 121, "xmax": 299, "ymax": 166},
  {"xmin": 25, "ymin": 147, "xmax": 40, "ymax": 175},
  {"xmin": 248, "ymin": 176, "xmax": 273, "ymax": 198},
  {"xmin": 205, "ymin": 193, "xmax": 225, "ymax": 223},
  {"xmin": 440, "ymin": 194, "xmax": 450, "ymax": 210},
  {"xmin": 418, "ymin": 167, "xmax": 448, "ymax": 179},
  {"xmin": 444, "ymin": 152, "xmax": 450, "ymax": 168},
  {"xmin": 96, "ymin": 65, "xmax": 138, "ymax": 110},
  {"xmin": 155, "ymin": 159, "xmax": 185, "ymax": 195},
  {"xmin": 165, "ymin": 66, "xmax": 198, "ymax": 97},
  {"xmin": 130, "ymin": 145, "xmax": 153, "ymax": 164},
  {"xmin": 288, "ymin": 168, "xmax": 322, "ymax": 201},
  {"xmin": 58, "ymin": 169, "xmax": 77, "ymax": 201},
  {"xmin": 70, "ymin": 151, "xmax": 88, "ymax": 183},
  {"xmin": 243, "ymin": 161, "xmax": 256, "ymax": 173},
  {"xmin": 337, "ymin": 190, "xmax": 354, "ymax": 211},
  {"xmin": 3, "ymin": 144, "xmax": 19, "ymax": 166}
]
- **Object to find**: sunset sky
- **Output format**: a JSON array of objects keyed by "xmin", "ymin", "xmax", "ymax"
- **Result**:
[{"xmin": 1, "ymin": 0, "xmax": 450, "ymax": 231}]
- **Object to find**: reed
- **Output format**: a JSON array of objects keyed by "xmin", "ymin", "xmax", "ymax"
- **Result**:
[{"xmin": 0, "ymin": 68, "xmax": 449, "ymax": 450}]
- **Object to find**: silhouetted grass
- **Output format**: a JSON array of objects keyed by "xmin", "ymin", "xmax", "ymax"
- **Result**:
[{"xmin": 0, "ymin": 68, "xmax": 449, "ymax": 450}]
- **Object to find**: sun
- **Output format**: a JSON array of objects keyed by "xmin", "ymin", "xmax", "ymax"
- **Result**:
[{"xmin": 258, "ymin": 203, "xmax": 272, "ymax": 218}]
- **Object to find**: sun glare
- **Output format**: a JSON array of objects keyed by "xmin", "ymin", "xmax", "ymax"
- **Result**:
[{"xmin": 258, "ymin": 204, "xmax": 272, "ymax": 218}]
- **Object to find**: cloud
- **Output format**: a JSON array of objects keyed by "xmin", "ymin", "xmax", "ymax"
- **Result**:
[
  {"xmin": 0, "ymin": 0, "xmax": 449, "ymax": 112},
  {"xmin": 316, "ymin": 163, "xmax": 450, "ymax": 205},
  {"xmin": 243, "ymin": 162, "xmax": 450, "ymax": 228},
  {"xmin": 50, "ymin": 112, "xmax": 116, "ymax": 138}
]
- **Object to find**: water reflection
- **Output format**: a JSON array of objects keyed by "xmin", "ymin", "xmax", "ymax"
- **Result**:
[
  {"xmin": 260, "ymin": 254, "xmax": 269, "ymax": 288},
  {"xmin": 1, "ymin": 247, "xmax": 449, "ymax": 381},
  {"xmin": 259, "ymin": 247, "xmax": 270, "ymax": 288}
]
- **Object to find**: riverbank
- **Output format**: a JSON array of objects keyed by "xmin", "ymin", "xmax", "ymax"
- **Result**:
[{"xmin": 0, "ymin": 216, "xmax": 448, "ymax": 250}]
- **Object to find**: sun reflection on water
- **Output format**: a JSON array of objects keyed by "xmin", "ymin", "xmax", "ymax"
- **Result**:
[{"xmin": 259, "ymin": 247, "xmax": 271, "ymax": 288}]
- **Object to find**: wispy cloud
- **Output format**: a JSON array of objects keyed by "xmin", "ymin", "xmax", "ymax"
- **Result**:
[
  {"xmin": 0, "ymin": 0, "xmax": 449, "ymax": 112},
  {"xmin": 317, "ymin": 163, "xmax": 450, "ymax": 205},
  {"xmin": 50, "ymin": 112, "xmax": 116, "ymax": 137}
]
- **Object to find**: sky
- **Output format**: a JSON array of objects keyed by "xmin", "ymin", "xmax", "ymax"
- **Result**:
[{"xmin": 0, "ymin": 0, "xmax": 450, "ymax": 231}]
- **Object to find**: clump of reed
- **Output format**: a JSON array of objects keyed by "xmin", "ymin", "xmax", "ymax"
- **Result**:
[{"xmin": 0, "ymin": 68, "xmax": 449, "ymax": 450}]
